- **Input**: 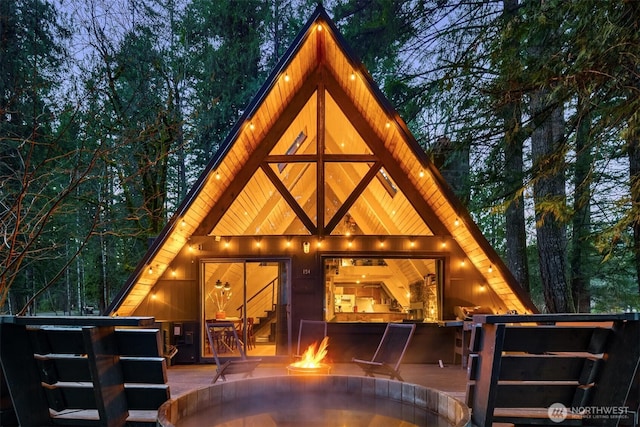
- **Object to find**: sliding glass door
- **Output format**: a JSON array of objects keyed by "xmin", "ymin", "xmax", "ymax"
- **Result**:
[{"xmin": 200, "ymin": 259, "xmax": 289, "ymax": 358}]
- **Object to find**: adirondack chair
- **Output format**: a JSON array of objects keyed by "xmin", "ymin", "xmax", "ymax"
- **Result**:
[
  {"xmin": 352, "ymin": 322, "xmax": 416, "ymax": 381},
  {"xmin": 205, "ymin": 321, "xmax": 261, "ymax": 383},
  {"xmin": 295, "ymin": 319, "xmax": 328, "ymax": 359},
  {"xmin": 0, "ymin": 316, "xmax": 169, "ymax": 427},
  {"xmin": 465, "ymin": 313, "xmax": 640, "ymax": 426}
]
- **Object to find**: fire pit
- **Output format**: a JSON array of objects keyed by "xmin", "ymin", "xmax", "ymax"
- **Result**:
[
  {"xmin": 287, "ymin": 336, "xmax": 331, "ymax": 375},
  {"xmin": 286, "ymin": 363, "xmax": 331, "ymax": 375}
]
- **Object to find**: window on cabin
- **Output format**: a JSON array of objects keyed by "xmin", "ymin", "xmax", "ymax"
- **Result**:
[{"xmin": 324, "ymin": 257, "xmax": 443, "ymax": 323}]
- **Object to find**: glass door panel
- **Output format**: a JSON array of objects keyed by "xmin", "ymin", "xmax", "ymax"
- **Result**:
[{"xmin": 201, "ymin": 259, "xmax": 290, "ymax": 358}]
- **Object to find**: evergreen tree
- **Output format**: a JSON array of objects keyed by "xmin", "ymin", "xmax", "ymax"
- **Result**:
[{"xmin": 180, "ymin": 0, "xmax": 265, "ymax": 163}]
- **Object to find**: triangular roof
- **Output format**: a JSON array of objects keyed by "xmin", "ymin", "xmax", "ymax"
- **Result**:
[{"xmin": 107, "ymin": 5, "xmax": 535, "ymax": 316}]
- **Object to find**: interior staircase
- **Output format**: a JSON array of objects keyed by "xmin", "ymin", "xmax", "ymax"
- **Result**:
[{"xmin": 253, "ymin": 307, "xmax": 277, "ymax": 342}]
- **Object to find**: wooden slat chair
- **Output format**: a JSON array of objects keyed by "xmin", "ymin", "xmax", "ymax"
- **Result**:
[
  {"xmin": 0, "ymin": 317, "xmax": 169, "ymax": 427},
  {"xmin": 352, "ymin": 322, "xmax": 416, "ymax": 382},
  {"xmin": 205, "ymin": 321, "xmax": 261, "ymax": 383},
  {"xmin": 466, "ymin": 313, "xmax": 640, "ymax": 427},
  {"xmin": 295, "ymin": 319, "xmax": 328, "ymax": 359}
]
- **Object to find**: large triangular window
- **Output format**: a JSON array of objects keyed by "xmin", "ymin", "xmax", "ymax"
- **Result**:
[{"xmin": 209, "ymin": 82, "xmax": 432, "ymax": 237}]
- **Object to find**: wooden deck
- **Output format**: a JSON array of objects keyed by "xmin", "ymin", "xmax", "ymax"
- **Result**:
[{"xmin": 166, "ymin": 362, "xmax": 468, "ymax": 401}]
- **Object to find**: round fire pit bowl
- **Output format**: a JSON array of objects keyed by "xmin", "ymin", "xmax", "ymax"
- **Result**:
[
  {"xmin": 157, "ymin": 374, "xmax": 471, "ymax": 427},
  {"xmin": 286, "ymin": 363, "xmax": 332, "ymax": 375}
]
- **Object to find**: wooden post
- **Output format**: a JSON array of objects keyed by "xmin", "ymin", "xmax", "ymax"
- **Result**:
[
  {"xmin": 0, "ymin": 323, "xmax": 51, "ymax": 426},
  {"xmin": 469, "ymin": 322, "xmax": 505, "ymax": 427},
  {"xmin": 588, "ymin": 319, "xmax": 640, "ymax": 426},
  {"xmin": 83, "ymin": 326, "xmax": 128, "ymax": 427}
]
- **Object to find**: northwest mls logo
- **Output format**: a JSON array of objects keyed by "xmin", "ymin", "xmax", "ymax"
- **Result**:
[
  {"xmin": 548, "ymin": 403, "xmax": 630, "ymax": 422},
  {"xmin": 548, "ymin": 403, "xmax": 568, "ymax": 422}
]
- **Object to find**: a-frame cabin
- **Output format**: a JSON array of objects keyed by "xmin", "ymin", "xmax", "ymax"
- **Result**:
[{"xmin": 107, "ymin": 6, "xmax": 535, "ymax": 364}]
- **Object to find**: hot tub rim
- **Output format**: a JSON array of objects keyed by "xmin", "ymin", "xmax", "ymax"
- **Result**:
[{"xmin": 156, "ymin": 374, "xmax": 471, "ymax": 427}]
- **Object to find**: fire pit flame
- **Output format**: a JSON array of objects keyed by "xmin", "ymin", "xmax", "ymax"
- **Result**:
[{"xmin": 290, "ymin": 336, "xmax": 329, "ymax": 369}]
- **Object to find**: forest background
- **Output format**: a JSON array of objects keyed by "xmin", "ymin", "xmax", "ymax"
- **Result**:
[{"xmin": 2, "ymin": 0, "xmax": 639, "ymax": 315}]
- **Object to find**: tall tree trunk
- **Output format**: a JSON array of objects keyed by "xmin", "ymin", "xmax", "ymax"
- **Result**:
[
  {"xmin": 76, "ymin": 254, "xmax": 82, "ymax": 315},
  {"xmin": 65, "ymin": 243, "xmax": 71, "ymax": 314},
  {"xmin": 628, "ymin": 110, "xmax": 640, "ymax": 296},
  {"xmin": 531, "ymin": 89, "xmax": 571, "ymax": 312},
  {"xmin": 504, "ymin": 115, "xmax": 529, "ymax": 292},
  {"xmin": 502, "ymin": 0, "xmax": 529, "ymax": 293},
  {"xmin": 571, "ymin": 94, "xmax": 593, "ymax": 312}
]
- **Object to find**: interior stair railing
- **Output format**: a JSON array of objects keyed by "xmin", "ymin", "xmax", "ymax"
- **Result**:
[{"xmin": 236, "ymin": 277, "xmax": 278, "ymax": 338}]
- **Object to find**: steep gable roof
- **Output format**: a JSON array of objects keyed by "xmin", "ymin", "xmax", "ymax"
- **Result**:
[{"xmin": 107, "ymin": 5, "xmax": 535, "ymax": 316}]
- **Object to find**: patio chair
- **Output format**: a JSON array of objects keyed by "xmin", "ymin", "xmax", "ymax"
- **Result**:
[
  {"xmin": 295, "ymin": 319, "xmax": 328, "ymax": 359},
  {"xmin": 205, "ymin": 320, "xmax": 261, "ymax": 383},
  {"xmin": 352, "ymin": 322, "xmax": 416, "ymax": 381}
]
